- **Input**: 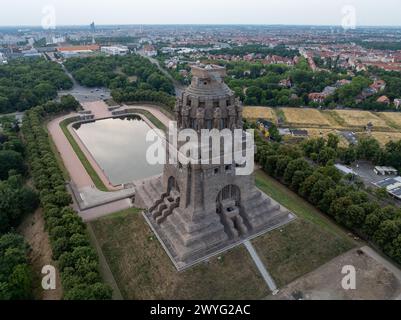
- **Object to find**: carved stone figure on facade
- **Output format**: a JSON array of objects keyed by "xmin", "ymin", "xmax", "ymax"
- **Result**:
[
  {"xmin": 175, "ymin": 99, "xmax": 182, "ymax": 127},
  {"xmin": 213, "ymin": 107, "xmax": 222, "ymax": 129},
  {"xmin": 236, "ymin": 101, "xmax": 243, "ymax": 129},
  {"xmin": 181, "ymin": 105, "xmax": 191, "ymax": 129},
  {"xmin": 227, "ymin": 105, "xmax": 237, "ymax": 130},
  {"xmin": 196, "ymin": 107, "xmax": 205, "ymax": 131}
]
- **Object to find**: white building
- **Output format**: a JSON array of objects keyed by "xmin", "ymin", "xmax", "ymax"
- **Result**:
[
  {"xmin": 374, "ymin": 176, "xmax": 401, "ymax": 201},
  {"xmin": 0, "ymin": 53, "xmax": 7, "ymax": 64},
  {"xmin": 101, "ymin": 46, "xmax": 129, "ymax": 56},
  {"xmin": 374, "ymin": 166, "xmax": 398, "ymax": 176},
  {"xmin": 335, "ymin": 164, "xmax": 357, "ymax": 177}
]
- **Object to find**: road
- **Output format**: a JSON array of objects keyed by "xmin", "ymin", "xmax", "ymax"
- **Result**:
[
  {"xmin": 138, "ymin": 52, "xmax": 186, "ymax": 96},
  {"xmin": 58, "ymin": 63, "xmax": 112, "ymax": 103}
]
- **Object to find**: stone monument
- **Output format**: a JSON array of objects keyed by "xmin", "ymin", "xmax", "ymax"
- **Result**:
[{"xmin": 136, "ymin": 64, "xmax": 294, "ymax": 269}]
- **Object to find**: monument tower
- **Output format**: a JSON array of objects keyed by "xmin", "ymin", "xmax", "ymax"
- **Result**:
[{"xmin": 136, "ymin": 64, "xmax": 294, "ymax": 269}]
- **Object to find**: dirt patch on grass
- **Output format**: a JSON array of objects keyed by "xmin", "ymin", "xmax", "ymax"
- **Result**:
[
  {"xmin": 252, "ymin": 219, "xmax": 355, "ymax": 288},
  {"xmin": 18, "ymin": 209, "xmax": 63, "ymax": 300},
  {"xmin": 90, "ymin": 209, "xmax": 269, "ymax": 300},
  {"xmin": 271, "ymin": 248, "xmax": 401, "ymax": 300}
]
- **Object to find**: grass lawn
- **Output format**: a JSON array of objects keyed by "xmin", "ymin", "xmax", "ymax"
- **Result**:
[
  {"xmin": 254, "ymin": 170, "xmax": 356, "ymax": 287},
  {"xmin": 255, "ymin": 170, "xmax": 355, "ymax": 241},
  {"xmin": 60, "ymin": 118, "xmax": 108, "ymax": 191},
  {"xmin": 90, "ymin": 209, "xmax": 269, "ymax": 300},
  {"xmin": 252, "ymin": 219, "xmax": 354, "ymax": 287}
]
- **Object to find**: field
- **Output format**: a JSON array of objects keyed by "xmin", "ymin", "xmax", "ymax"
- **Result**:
[
  {"xmin": 281, "ymin": 108, "xmax": 331, "ymax": 127},
  {"xmin": 243, "ymin": 106, "xmax": 277, "ymax": 121},
  {"xmin": 90, "ymin": 209, "xmax": 269, "ymax": 300},
  {"xmin": 333, "ymin": 110, "xmax": 390, "ymax": 129},
  {"xmin": 365, "ymin": 131, "xmax": 401, "ymax": 146},
  {"xmin": 378, "ymin": 112, "xmax": 401, "ymax": 130}
]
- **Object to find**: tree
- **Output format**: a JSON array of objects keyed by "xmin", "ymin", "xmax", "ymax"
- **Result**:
[
  {"xmin": 327, "ymin": 133, "xmax": 340, "ymax": 150},
  {"xmin": 0, "ymin": 233, "xmax": 32, "ymax": 300},
  {"xmin": 317, "ymin": 147, "xmax": 337, "ymax": 165},
  {"xmin": 0, "ymin": 150, "xmax": 25, "ymax": 180},
  {"xmin": 283, "ymin": 159, "xmax": 311, "ymax": 185}
]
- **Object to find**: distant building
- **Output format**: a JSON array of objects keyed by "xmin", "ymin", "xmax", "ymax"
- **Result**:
[
  {"xmin": 57, "ymin": 45, "xmax": 100, "ymax": 58},
  {"xmin": 290, "ymin": 129, "xmax": 309, "ymax": 137},
  {"xmin": 308, "ymin": 92, "xmax": 327, "ymax": 104},
  {"xmin": 374, "ymin": 166, "xmax": 398, "ymax": 176},
  {"xmin": 143, "ymin": 44, "xmax": 157, "ymax": 57},
  {"xmin": 57, "ymin": 45, "xmax": 100, "ymax": 53},
  {"xmin": 377, "ymin": 95, "xmax": 390, "ymax": 105},
  {"xmin": 0, "ymin": 52, "xmax": 7, "ymax": 64},
  {"xmin": 394, "ymin": 98, "xmax": 401, "ymax": 109},
  {"xmin": 21, "ymin": 48, "xmax": 41, "ymax": 58},
  {"xmin": 101, "ymin": 46, "xmax": 129, "ymax": 56},
  {"xmin": 335, "ymin": 164, "xmax": 357, "ymax": 177},
  {"xmin": 279, "ymin": 78, "xmax": 292, "ymax": 88},
  {"xmin": 374, "ymin": 176, "xmax": 401, "ymax": 201},
  {"xmin": 370, "ymin": 80, "xmax": 386, "ymax": 93}
]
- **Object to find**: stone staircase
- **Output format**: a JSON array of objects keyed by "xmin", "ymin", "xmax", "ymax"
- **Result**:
[
  {"xmin": 135, "ymin": 176, "xmax": 163, "ymax": 209},
  {"xmin": 151, "ymin": 190, "xmax": 181, "ymax": 224}
]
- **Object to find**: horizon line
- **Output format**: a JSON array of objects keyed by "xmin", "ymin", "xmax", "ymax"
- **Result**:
[{"xmin": 1, "ymin": 23, "xmax": 401, "ymax": 28}]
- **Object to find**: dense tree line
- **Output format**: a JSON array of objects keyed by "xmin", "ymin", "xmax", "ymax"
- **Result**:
[
  {"xmin": 64, "ymin": 54, "xmax": 175, "ymax": 108},
  {"xmin": 357, "ymin": 41, "xmax": 401, "ymax": 51},
  {"xmin": 21, "ymin": 101, "xmax": 112, "ymax": 300},
  {"xmin": 254, "ymin": 132, "xmax": 401, "ymax": 264},
  {"xmin": 0, "ymin": 58, "xmax": 73, "ymax": 113},
  {"xmin": 208, "ymin": 44, "xmax": 299, "ymax": 58},
  {"xmin": 0, "ymin": 117, "xmax": 38, "ymax": 300}
]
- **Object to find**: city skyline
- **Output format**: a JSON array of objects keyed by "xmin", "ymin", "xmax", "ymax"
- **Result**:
[{"xmin": 1, "ymin": 0, "xmax": 401, "ymax": 27}]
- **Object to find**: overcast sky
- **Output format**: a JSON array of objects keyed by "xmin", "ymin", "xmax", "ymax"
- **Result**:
[{"xmin": 1, "ymin": 0, "xmax": 400, "ymax": 27}]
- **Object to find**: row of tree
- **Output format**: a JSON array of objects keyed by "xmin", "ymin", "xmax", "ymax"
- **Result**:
[
  {"xmin": 21, "ymin": 100, "xmax": 112, "ymax": 300},
  {"xmin": 0, "ymin": 117, "xmax": 39, "ymax": 300},
  {"xmin": 255, "ymin": 133, "xmax": 401, "ymax": 265},
  {"xmin": 0, "ymin": 58, "xmax": 73, "ymax": 113}
]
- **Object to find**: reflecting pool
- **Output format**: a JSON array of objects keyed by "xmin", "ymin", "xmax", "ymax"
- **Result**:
[{"xmin": 73, "ymin": 115, "xmax": 163, "ymax": 185}]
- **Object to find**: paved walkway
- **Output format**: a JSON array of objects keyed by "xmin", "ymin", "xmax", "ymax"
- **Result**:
[
  {"xmin": 48, "ymin": 113, "xmax": 92, "ymax": 189},
  {"xmin": 122, "ymin": 104, "xmax": 172, "ymax": 127},
  {"xmin": 244, "ymin": 240, "xmax": 278, "ymax": 293}
]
